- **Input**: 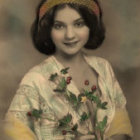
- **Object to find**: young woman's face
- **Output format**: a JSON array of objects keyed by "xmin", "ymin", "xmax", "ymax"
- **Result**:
[{"xmin": 51, "ymin": 6, "xmax": 89, "ymax": 56}]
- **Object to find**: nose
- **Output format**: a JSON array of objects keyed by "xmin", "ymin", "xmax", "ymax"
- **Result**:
[{"xmin": 64, "ymin": 26, "xmax": 75, "ymax": 40}]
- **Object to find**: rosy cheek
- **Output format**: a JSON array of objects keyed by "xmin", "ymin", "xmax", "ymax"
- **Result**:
[
  {"xmin": 51, "ymin": 30, "xmax": 63, "ymax": 42},
  {"xmin": 80, "ymin": 32, "xmax": 89, "ymax": 40},
  {"xmin": 78, "ymin": 28, "xmax": 89, "ymax": 39}
]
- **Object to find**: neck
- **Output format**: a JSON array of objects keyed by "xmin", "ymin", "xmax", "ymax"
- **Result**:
[{"xmin": 54, "ymin": 51, "xmax": 85, "ymax": 68}]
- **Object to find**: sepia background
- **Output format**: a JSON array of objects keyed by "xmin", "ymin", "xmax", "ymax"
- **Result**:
[{"xmin": 0, "ymin": 0, "xmax": 140, "ymax": 139}]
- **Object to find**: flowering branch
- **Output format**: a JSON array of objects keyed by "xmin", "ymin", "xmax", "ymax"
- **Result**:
[{"xmin": 27, "ymin": 67, "xmax": 108, "ymax": 139}]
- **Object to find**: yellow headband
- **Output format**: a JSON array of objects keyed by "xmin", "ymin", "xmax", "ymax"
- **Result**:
[{"xmin": 39, "ymin": 0, "xmax": 100, "ymax": 20}]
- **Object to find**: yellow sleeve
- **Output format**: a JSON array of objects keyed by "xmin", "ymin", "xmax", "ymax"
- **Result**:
[
  {"xmin": 105, "ymin": 108, "xmax": 133, "ymax": 138},
  {"xmin": 4, "ymin": 113, "xmax": 37, "ymax": 140}
]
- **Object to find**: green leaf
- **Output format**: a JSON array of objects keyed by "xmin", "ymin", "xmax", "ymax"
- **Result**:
[
  {"xmin": 53, "ymin": 88, "xmax": 65, "ymax": 92},
  {"xmin": 97, "ymin": 101, "xmax": 108, "ymax": 109},
  {"xmin": 80, "ymin": 112, "xmax": 90, "ymax": 122},
  {"xmin": 59, "ymin": 77, "xmax": 67, "ymax": 89},
  {"xmin": 59, "ymin": 114, "xmax": 72, "ymax": 127},
  {"xmin": 83, "ymin": 90, "xmax": 100, "ymax": 104},
  {"xmin": 84, "ymin": 90, "xmax": 90, "ymax": 96},
  {"xmin": 102, "ymin": 116, "xmax": 107, "ymax": 128},
  {"xmin": 84, "ymin": 90, "xmax": 93, "ymax": 96},
  {"xmin": 32, "ymin": 109, "xmax": 42, "ymax": 119},
  {"xmin": 60, "ymin": 67, "xmax": 70, "ymax": 74},
  {"xmin": 101, "ymin": 102, "xmax": 108, "ymax": 110},
  {"xmin": 78, "ymin": 93, "xmax": 84, "ymax": 102},
  {"xmin": 71, "ymin": 123, "xmax": 78, "ymax": 131},
  {"xmin": 97, "ymin": 101, "xmax": 102, "ymax": 108},
  {"xmin": 95, "ymin": 116, "xmax": 107, "ymax": 132},
  {"xmin": 54, "ymin": 77, "xmax": 67, "ymax": 92},
  {"xmin": 49, "ymin": 73, "xmax": 58, "ymax": 81},
  {"xmin": 68, "ymin": 91, "xmax": 78, "ymax": 106},
  {"xmin": 89, "ymin": 94, "xmax": 100, "ymax": 104}
]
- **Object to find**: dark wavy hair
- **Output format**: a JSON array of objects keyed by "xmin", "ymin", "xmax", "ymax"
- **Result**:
[{"xmin": 31, "ymin": 0, "xmax": 105, "ymax": 55}]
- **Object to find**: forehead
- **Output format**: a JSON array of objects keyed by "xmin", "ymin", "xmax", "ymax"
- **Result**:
[{"xmin": 54, "ymin": 6, "xmax": 82, "ymax": 22}]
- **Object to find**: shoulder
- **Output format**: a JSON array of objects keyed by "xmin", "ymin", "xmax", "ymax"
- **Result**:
[
  {"xmin": 84, "ymin": 55, "xmax": 113, "ymax": 76},
  {"xmin": 19, "ymin": 56, "xmax": 56, "ymax": 87},
  {"xmin": 84, "ymin": 54, "xmax": 111, "ymax": 66},
  {"xmin": 95, "ymin": 56, "xmax": 112, "ymax": 66}
]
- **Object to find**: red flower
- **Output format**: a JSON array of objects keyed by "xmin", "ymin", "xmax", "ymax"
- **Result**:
[
  {"xmin": 62, "ymin": 130, "xmax": 67, "ymax": 135},
  {"xmin": 67, "ymin": 76, "xmax": 72, "ymax": 81},
  {"xmin": 66, "ymin": 76, "xmax": 72, "ymax": 84},
  {"xmin": 27, "ymin": 112, "xmax": 32, "ymax": 117},
  {"xmin": 91, "ymin": 85, "xmax": 96, "ymax": 91},
  {"xmin": 66, "ymin": 80, "xmax": 71, "ymax": 84},
  {"xmin": 84, "ymin": 80, "xmax": 89, "ymax": 85}
]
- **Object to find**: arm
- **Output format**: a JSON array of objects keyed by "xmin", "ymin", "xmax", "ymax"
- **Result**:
[
  {"xmin": 110, "ymin": 134, "xmax": 132, "ymax": 140},
  {"xmin": 105, "ymin": 61, "xmax": 133, "ymax": 139},
  {"xmin": 4, "ymin": 84, "xmax": 39, "ymax": 140}
]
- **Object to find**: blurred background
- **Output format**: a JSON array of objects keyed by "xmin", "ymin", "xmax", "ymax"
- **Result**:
[{"xmin": 0, "ymin": 0, "xmax": 140, "ymax": 139}]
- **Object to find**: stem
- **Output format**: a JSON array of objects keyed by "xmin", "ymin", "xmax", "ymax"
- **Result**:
[
  {"xmin": 94, "ymin": 108, "xmax": 98, "ymax": 128},
  {"xmin": 100, "ymin": 131, "xmax": 104, "ymax": 140}
]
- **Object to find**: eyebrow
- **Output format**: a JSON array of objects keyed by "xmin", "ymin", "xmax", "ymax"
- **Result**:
[{"xmin": 54, "ymin": 18, "xmax": 84, "ymax": 24}]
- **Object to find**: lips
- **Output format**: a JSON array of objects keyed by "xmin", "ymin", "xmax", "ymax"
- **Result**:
[{"xmin": 63, "ymin": 41, "xmax": 79, "ymax": 46}]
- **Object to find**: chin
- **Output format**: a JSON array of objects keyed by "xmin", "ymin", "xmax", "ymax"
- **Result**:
[
  {"xmin": 63, "ymin": 49, "xmax": 81, "ymax": 56},
  {"xmin": 64, "ymin": 47, "xmax": 83, "ymax": 54}
]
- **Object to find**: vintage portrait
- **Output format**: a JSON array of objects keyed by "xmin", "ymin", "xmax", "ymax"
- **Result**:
[{"xmin": 0, "ymin": 0, "xmax": 139, "ymax": 139}]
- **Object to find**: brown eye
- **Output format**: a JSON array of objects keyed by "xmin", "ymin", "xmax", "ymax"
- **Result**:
[
  {"xmin": 74, "ymin": 21, "xmax": 85, "ymax": 27},
  {"xmin": 53, "ymin": 24, "xmax": 64, "ymax": 29}
]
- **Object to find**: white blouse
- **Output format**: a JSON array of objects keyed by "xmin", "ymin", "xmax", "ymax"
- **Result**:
[{"xmin": 7, "ymin": 55, "xmax": 126, "ymax": 140}]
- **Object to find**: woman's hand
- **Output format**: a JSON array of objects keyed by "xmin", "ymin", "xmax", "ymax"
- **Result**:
[{"xmin": 76, "ymin": 134, "xmax": 95, "ymax": 140}]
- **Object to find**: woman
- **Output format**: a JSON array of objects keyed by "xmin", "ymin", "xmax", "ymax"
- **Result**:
[{"xmin": 4, "ymin": 0, "xmax": 133, "ymax": 139}]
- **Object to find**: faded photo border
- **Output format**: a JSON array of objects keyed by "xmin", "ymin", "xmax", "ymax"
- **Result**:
[{"xmin": 0, "ymin": 0, "xmax": 140, "ymax": 139}]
